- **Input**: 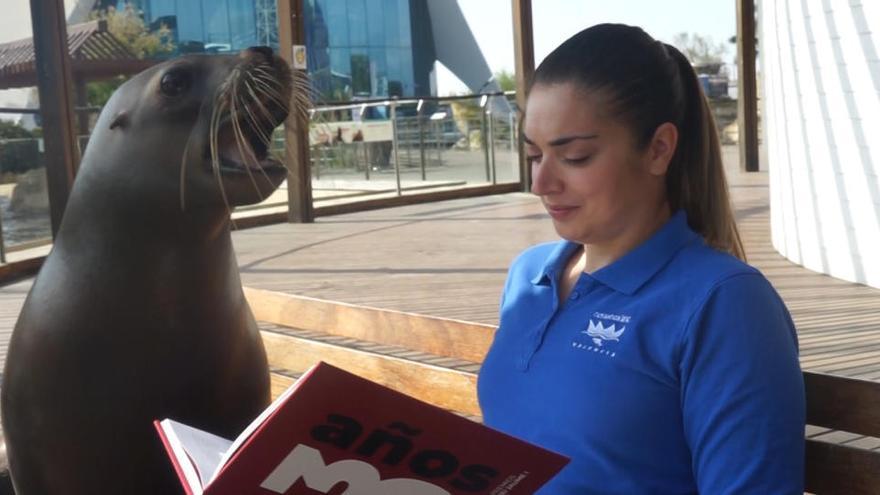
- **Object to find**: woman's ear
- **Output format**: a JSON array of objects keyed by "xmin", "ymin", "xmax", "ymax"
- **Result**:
[{"xmin": 645, "ymin": 122, "xmax": 678, "ymax": 176}]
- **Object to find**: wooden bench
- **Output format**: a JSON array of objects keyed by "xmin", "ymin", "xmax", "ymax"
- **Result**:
[
  {"xmin": 804, "ymin": 372, "xmax": 880, "ymax": 494},
  {"xmin": 244, "ymin": 287, "xmax": 880, "ymax": 495}
]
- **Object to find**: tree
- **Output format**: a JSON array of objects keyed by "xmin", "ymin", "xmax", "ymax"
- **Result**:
[
  {"xmin": 672, "ymin": 32, "xmax": 727, "ymax": 66},
  {"xmin": 86, "ymin": 3, "xmax": 175, "ymax": 107},
  {"xmin": 96, "ymin": 3, "xmax": 174, "ymax": 59},
  {"xmin": 494, "ymin": 69, "xmax": 516, "ymax": 92},
  {"xmin": 0, "ymin": 120, "xmax": 35, "ymax": 139},
  {"xmin": 0, "ymin": 120, "xmax": 41, "ymax": 175}
]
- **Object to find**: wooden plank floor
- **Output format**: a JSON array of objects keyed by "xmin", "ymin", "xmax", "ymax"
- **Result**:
[{"xmin": 0, "ymin": 146, "xmax": 879, "ymax": 382}]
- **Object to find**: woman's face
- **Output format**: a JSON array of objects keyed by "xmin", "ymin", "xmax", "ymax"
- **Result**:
[{"xmin": 524, "ymin": 82, "xmax": 669, "ymax": 246}]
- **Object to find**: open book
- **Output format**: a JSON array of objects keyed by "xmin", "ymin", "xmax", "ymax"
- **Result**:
[{"xmin": 155, "ymin": 361, "xmax": 568, "ymax": 495}]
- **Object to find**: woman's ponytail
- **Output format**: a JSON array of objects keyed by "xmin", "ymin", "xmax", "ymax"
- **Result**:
[{"xmin": 663, "ymin": 44, "xmax": 746, "ymax": 261}]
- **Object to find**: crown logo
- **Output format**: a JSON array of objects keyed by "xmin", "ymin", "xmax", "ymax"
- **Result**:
[{"xmin": 585, "ymin": 319, "xmax": 625, "ymax": 347}]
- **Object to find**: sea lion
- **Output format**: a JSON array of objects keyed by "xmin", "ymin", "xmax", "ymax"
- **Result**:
[{"xmin": 1, "ymin": 46, "xmax": 301, "ymax": 495}]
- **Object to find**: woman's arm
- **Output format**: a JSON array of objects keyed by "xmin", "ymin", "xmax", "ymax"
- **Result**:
[{"xmin": 679, "ymin": 272, "xmax": 805, "ymax": 494}]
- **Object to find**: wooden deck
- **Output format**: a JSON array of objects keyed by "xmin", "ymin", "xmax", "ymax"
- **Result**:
[{"xmin": 1, "ymin": 147, "xmax": 879, "ymax": 383}]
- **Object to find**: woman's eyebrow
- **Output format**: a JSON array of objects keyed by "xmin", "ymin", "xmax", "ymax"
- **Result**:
[{"xmin": 523, "ymin": 134, "xmax": 600, "ymax": 146}]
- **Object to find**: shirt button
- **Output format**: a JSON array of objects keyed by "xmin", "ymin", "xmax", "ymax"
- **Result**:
[{"xmin": 570, "ymin": 290, "xmax": 580, "ymax": 300}]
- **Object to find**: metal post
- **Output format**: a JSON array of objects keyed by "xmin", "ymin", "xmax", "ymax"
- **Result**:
[
  {"xmin": 390, "ymin": 100, "xmax": 402, "ymax": 196},
  {"xmin": 509, "ymin": 111, "xmax": 515, "ymax": 151},
  {"xmin": 362, "ymin": 142, "xmax": 370, "ymax": 180},
  {"xmin": 488, "ymin": 109, "xmax": 497, "ymax": 184},
  {"xmin": 417, "ymin": 99, "xmax": 426, "ymax": 180},
  {"xmin": 312, "ymin": 145, "xmax": 321, "ymax": 180},
  {"xmin": 405, "ymin": 118, "xmax": 413, "ymax": 168},
  {"xmin": 481, "ymin": 105, "xmax": 490, "ymax": 182},
  {"xmin": 0, "ymin": 211, "xmax": 6, "ymax": 263},
  {"xmin": 435, "ymin": 119, "xmax": 442, "ymax": 165}
]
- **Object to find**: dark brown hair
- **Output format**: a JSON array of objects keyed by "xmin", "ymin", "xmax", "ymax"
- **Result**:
[{"xmin": 531, "ymin": 24, "xmax": 745, "ymax": 260}]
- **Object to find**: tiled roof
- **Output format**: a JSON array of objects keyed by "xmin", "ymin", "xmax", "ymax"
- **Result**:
[{"xmin": 0, "ymin": 20, "xmax": 156, "ymax": 89}]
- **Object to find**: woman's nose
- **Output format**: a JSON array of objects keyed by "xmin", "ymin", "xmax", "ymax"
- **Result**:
[{"xmin": 530, "ymin": 159, "xmax": 557, "ymax": 195}]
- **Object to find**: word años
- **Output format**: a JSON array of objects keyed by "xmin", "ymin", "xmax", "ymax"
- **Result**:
[{"xmin": 261, "ymin": 414, "xmax": 502, "ymax": 493}]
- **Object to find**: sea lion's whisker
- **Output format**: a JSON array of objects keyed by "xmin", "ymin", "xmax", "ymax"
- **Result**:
[
  {"xmin": 245, "ymin": 76, "xmax": 287, "ymax": 120},
  {"xmin": 251, "ymin": 66, "xmax": 284, "ymax": 87},
  {"xmin": 289, "ymin": 73, "xmax": 316, "ymax": 122},
  {"xmin": 230, "ymin": 76, "xmax": 270, "ymax": 200},
  {"xmin": 248, "ymin": 72, "xmax": 292, "ymax": 117},
  {"xmin": 249, "ymin": 73, "xmax": 286, "ymax": 102},
  {"xmin": 245, "ymin": 76, "xmax": 290, "ymax": 111},
  {"xmin": 230, "ymin": 106, "xmax": 265, "ymax": 200},
  {"xmin": 210, "ymin": 98, "xmax": 233, "ymax": 218},
  {"xmin": 179, "ymin": 132, "xmax": 197, "ymax": 211},
  {"xmin": 240, "ymin": 90, "xmax": 275, "ymax": 146},
  {"xmin": 237, "ymin": 92, "xmax": 285, "ymax": 189},
  {"xmin": 292, "ymin": 69, "xmax": 317, "ymax": 94},
  {"xmin": 243, "ymin": 80, "xmax": 282, "ymax": 130}
]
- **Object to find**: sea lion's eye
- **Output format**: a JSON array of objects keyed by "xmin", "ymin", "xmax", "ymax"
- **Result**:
[{"xmin": 160, "ymin": 69, "xmax": 191, "ymax": 97}]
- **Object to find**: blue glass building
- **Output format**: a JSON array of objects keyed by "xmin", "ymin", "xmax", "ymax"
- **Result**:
[{"xmin": 95, "ymin": 0, "xmax": 497, "ymax": 103}]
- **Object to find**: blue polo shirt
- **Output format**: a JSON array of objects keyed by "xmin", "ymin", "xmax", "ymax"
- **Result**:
[{"xmin": 478, "ymin": 211, "xmax": 805, "ymax": 494}]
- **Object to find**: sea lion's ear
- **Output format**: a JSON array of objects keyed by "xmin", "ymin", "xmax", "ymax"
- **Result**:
[{"xmin": 109, "ymin": 111, "xmax": 129, "ymax": 130}]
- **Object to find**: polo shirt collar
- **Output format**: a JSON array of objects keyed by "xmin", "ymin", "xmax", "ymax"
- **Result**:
[
  {"xmin": 530, "ymin": 240, "xmax": 580, "ymax": 286},
  {"xmin": 530, "ymin": 211, "xmax": 700, "ymax": 295}
]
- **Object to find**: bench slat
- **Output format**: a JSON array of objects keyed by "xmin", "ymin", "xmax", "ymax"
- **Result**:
[
  {"xmin": 805, "ymin": 371, "xmax": 880, "ymax": 437},
  {"xmin": 805, "ymin": 439, "xmax": 880, "ymax": 495},
  {"xmin": 260, "ymin": 329, "xmax": 480, "ymax": 418},
  {"xmin": 246, "ymin": 287, "xmax": 496, "ymax": 363}
]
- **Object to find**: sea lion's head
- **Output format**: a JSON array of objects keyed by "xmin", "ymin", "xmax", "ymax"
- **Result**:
[{"xmin": 82, "ymin": 46, "xmax": 303, "ymax": 212}]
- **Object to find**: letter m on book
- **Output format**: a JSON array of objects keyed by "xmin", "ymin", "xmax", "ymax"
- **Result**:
[{"xmin": 260, "ymin": 444, "xmax": 451, "ymax": 495}]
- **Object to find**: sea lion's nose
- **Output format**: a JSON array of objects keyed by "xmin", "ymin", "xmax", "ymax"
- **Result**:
[{"xmin": 247, "ymin": 46, "xmax": 274, "ymax": 60}]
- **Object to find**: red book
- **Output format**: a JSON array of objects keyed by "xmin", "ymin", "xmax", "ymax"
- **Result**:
[{"xmin": 155, "ymin": 361, "xmax": 568, "ymax": 495}]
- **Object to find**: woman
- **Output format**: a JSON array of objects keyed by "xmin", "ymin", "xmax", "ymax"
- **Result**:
[{"xmin": 477, "ymin": 24, "xmax": 804, "ymax": 494}]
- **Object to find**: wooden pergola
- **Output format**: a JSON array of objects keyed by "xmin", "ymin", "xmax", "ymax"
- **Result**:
[
  {"xmin": 0, "ymin": 19, "xmax": 155, "ymax": 90},
  {"xmin": 0, "ymin": 19, "xmax": 158, "ymax": 139},
  {"xmin": 24, "ymin": 0, "xmax": 759, "ymax": 235}
]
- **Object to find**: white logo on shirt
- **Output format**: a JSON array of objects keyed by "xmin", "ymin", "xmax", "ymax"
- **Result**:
[
  {"xmin": 584, "ymin": 319, "xmax": 625, "ymax": 347},
  {"xmin": 572, "ymin": 312, "xmax": 631, "ymax": 358}
]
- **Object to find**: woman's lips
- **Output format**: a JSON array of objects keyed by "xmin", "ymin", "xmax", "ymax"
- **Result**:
[{"xmin": 545, "ymin": 204, "xmax": 579, "ymax": 221}]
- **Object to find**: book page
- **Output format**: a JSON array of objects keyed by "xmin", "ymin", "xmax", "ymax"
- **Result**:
[
  {"xmin": 161, "ymin": 419, "xmax": 234, "ymax": 493},
  {"xmin": 210, "ymin": 365, "xmax": 318, "ymax": 484}
]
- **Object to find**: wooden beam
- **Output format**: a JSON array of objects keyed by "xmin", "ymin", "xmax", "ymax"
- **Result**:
[
  {"xmin": 511, "ymin": 0, "xmax": 534, "ymax": 192},
  {"xmin": 736, "ymin": 0, "xmax": 759, "ymax": 172},
  {"xmin": 30, "ymin": 0, "xmax": 80, "ymax": 236},
  {"xmin": 277, "ymin": 0, "xmax": 314, "ymax": 222},
  {"xmin": 245, "ymin": 287, "xmax": 496, "ymax": 363},
  {"xmin": 0, "ymin": 255, "xmax": 45, "ymax": 283},
  {"xmin": 261, "ymin": 329, "xmax": 480, "ymax": 417}
]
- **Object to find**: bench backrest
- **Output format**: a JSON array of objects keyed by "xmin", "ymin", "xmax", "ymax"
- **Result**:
[
  {"xmin": 245, "ymin": 288, "xmax": 880, "ymax": 494},
  {"xmin": 804, "ymin": 371, "xmax": 880, "ymax": 494}
]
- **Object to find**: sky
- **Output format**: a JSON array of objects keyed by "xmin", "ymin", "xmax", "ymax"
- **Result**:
[
  {"xmin": 441, "ymin": 0, "xmax": 738, "ymax": 94},
  {"xmin": 0, "ymin": 0, "xmax": 738, "ymax": 105}
]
